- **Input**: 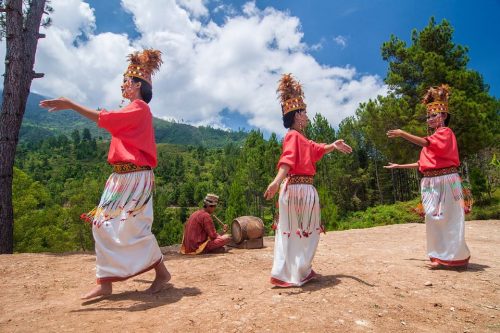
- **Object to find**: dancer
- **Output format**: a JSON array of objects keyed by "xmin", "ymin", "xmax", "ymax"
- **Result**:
[
  {"xmin": 40, "ymin": 49, "xmax": 171, "ymax": 298},
  {"xmin": 385, "ymin": 84, "xmax": 470, "ymax": 269},
  {"xmin": 264, "ymin": 74, "xmax": 352, "ymax": 287}
]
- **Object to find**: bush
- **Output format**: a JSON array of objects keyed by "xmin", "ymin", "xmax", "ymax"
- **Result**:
[{"xmin": 336, "ymin": 198, "xmax": 422, "ymax": 231}]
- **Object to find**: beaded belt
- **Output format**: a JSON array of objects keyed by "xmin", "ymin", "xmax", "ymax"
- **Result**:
[
  {"xmin": 113, "ymin": 163, "xmax": 152, "ymax": 174},
  {"xmin": 287, "ymin": 175, "xmax": 314, "ymax": 185},
  {"xmin": 422, "ymin": 166, "xmax": 459, "ymax": 177}
]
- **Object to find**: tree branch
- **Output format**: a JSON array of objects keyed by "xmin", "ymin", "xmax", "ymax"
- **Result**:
[{"xmin": 32, "ymin": 71, "xmax": 44, "ymax": 79}]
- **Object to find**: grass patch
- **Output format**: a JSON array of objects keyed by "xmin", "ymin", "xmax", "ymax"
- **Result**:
[
  {"xmin": 466, "ymin": 188, "xmax": 500, "ymax": 221},
  {"xmin": 336, "ymin": 187, "xmax": 499, "ymax": 232},
  {"xmin": 335, "ymin": 198, "xmax": 422, "ymax": 231}
]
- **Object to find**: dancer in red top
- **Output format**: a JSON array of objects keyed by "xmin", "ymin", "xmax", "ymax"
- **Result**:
[
  {"xmin": 40, "ymin": 49, "xmax": 171, "ymax": 298},
  {"xmin": 264, "ymin": 74, "xmax": 352, "ymax": 287},
  {"xmin": 385, "ymin": 84, "xmax": 470, "ymax": 269}
]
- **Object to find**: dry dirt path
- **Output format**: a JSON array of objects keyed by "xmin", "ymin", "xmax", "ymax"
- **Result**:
[{"xmin": 1, "ymin": 220, "xmax": 499, "ymax": 333}]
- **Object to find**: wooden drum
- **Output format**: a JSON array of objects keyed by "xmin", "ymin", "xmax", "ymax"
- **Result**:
[{"xmin": 231, "ymin": 216, "xmax": 264, "ymax": 244}]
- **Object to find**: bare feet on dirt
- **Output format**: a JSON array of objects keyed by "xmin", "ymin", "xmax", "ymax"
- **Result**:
[
  {"xmin": 80, "ymin": 283, "xmax": 112, "ymax": 300},
  {"xmin": 145, "ymin": 263, "xmax": 171, "ymax": 294}
]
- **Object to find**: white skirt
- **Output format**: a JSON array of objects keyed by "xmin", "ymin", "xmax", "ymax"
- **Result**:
[
  {"xmin": 421, "ymin": 173, "xmax": 470, "ymax": 266},
  {"xmin": 89, "ymin": 170, "xmax": 163, "ymax": 283},
  {"xmin": 271, "ymin": 181, "xmax": 322, "ymax": 286}
]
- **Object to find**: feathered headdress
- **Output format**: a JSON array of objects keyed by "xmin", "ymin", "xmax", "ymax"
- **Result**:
[
  {"xmin": 124, "ymin": 49, "xmax": 163, "ymax": 86},
  {"xmin": 422, "ymin": 84, "xmax": 451, "ymax": 114},
  {"xmin": 277, "ymin": 73, "xmax": 306, "ymax": 115}
]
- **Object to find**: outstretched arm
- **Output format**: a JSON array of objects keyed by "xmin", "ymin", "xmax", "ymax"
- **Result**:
[
  {"xmin": 39, "ymin": 97, "xmax": 100, "ymax": 123},
  {"xmin": 325, "ymin": 139, "xmax": 353, "ymax": 154},
  {"xmin": 264, "ymin": 164, "xmax": 290, "ymax": 200},
  {"xmin": 386, "ymin": 129, "xmax": 428, "ymax": 147},
  {"xmin": 383, "ymin": 162, "xmax": 419, "ymax": 169}
]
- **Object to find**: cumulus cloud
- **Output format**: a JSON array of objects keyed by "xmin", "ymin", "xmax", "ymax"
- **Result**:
[{"xmin": 1, "ymin": 0, "xmax": 386, "ymax": 136}]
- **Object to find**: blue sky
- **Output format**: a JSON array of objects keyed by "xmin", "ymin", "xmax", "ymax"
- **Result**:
[
  {"xmin": 87, "ymin": 0, "xmax": 500, "ymax": 98},
  {"xmin": 1, "ymin": 0, "xmax": 497, "ymax": 135}
]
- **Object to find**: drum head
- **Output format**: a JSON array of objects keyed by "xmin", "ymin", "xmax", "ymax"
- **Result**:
[{"xmin": 231, "ymin": 220, "xmax": 242, "ymax": 244}]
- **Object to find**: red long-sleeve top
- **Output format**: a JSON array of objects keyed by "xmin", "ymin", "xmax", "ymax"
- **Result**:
[
  {"xmin": 181, "ymin": 210, "xmax": 220, "ymax": 254},
  {"xmin": 419, "ymin": 127, "xmax": 460, "ymax": 172},
  {"xmin": 277, "ymin": 130, "xmax": 327, "ymax": 175},
  {"xmin": 98, "ymin": 99, "xmax": 157, "ymax": 167}
]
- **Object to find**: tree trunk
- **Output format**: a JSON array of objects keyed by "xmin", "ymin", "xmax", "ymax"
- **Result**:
[
  {"xmin": 373, "ymin": 157, "xmax": 384, "ymax": 204},
  {"xmin": 0, "ymin": 0, "xmax": 46, "ymax": 254}
]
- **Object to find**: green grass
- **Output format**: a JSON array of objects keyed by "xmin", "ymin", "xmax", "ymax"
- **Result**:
[
  {"xmin": 335, "ymin": 187, "xmax": 500, "ymax": 232},
  {"xmin": 466, "ymin": 188, "xmax": 500, "ymax": 221},
  {"xmin": 335, "ymin": 198, "xmax": 423, "ymax": 231}
]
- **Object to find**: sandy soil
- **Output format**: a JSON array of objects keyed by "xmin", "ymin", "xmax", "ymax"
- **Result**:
[{"xmin": 0, "ymin": 220, "xmax": 499, "ymax": 333}]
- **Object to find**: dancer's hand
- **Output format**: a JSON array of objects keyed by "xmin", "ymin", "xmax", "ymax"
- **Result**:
[
  {"xmin": 39, "ymin": 97, "xmax": 74, "ymax": 112},
  {"xmin": 333, "ymin": 139, "xmax": 352, "ymax": 154},
  {"xmin": 223, "ymin": 224, "xmax": 228, "ymax": 233},
  {"xmin": 386, "ymin": 129, "xmax": 404, "ymax": 138},
  {"xmin": 264, "ymin": 181, "xmax": 279, "ymax": 200},
  {"xmin": 383, "ymin": 162, "xmax": 400, "ymax": 169}
]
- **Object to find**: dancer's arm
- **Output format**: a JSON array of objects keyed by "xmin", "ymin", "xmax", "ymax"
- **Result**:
[
  {"xmin": 386, "ymin": 129, "xmax": 428, "ymax": 147},
  {"xmin": 325, "ymin": 139, "xmax": 353, "ymax": 154},
  {"xmin": 264, "ymin": 164, "xmax": 290, "ymax": 200},
  {"xmin": 39, "ymin": 97, "xmax": 100, "ymax": 123},
  {"xmin": 383, "ymin": 162, "xmax": 419, "ymax": 169}
]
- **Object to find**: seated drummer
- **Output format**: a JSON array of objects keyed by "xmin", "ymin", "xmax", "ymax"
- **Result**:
[{"xmin": 180, "ymin": 193, "xmax": 231, "ymax": 254}]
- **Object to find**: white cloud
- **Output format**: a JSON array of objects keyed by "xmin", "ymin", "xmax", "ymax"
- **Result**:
[
  {"xmin": 1, "ymin": 0, "xmax": 386, "ymax": 137},
  {"xmin": 333, "ymin": 35, "xmax": 348, "ymax": 49},
  {"xmin": 177, "ymin": 0, "xmax": 209, "ymax": 18}
]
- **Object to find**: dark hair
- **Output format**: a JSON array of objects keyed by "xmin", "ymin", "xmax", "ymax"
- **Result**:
[
  {"xmin": 131, "ymin": 77, "xmax": 153, "ymax": 104},
  {"xmin": 443, "ymin": 113, "xmax": 451, "ymax": 126},
  {"xmin": 282, "ymin": 109, "xmax": 305, "ymax": 128}
]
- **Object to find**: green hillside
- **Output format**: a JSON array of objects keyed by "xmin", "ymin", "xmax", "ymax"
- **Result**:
[{"xmin": 12, "ymin": 92, "xmax": 247, "ymax": 146}]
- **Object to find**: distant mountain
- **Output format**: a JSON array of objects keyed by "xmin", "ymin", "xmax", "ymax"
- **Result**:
[{"xmin": 4, "ymin": 91, "xmax": 247, "ymax": 146}]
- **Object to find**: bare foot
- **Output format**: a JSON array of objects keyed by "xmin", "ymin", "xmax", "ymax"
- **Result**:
[
  {"xmin": 81, "ymin": 283, "xmax": 112, "ymax": 300},
  {"xmin": 145, "ymin": 263, "xmax": 171, "ymax": 294}
]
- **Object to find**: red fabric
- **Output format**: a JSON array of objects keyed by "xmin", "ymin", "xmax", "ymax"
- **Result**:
[
  {"xmin": 204, "ymin": 236, "xmax": 230, "ymax": 253},
  {"xmin": 419, "ymin": 127, "xmax": 460, "ymax": 172},
  {"xmin": 182, "ymin": 210, "xmax": 220, "ymax": 253},
  {"xmin": 430, "ymin": 256, "xmax": 470, "ymax": 267},
  {"xmin": 277, "ymin": 130, "xmax": 326, "ymax": 175},
  {"xmin": 98, "ymin": 99, "xmax": 157, "ymax": 168}
]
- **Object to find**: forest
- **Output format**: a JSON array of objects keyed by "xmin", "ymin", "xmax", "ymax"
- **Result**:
[{"xmin": 11, "ymin": 19, "xmax": 499, "ymax": 252}]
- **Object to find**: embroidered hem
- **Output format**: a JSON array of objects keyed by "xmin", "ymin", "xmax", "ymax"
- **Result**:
[
  {"xmin": 430, "ymin": 256, "xmax": 470, "ymax": 267},
  {"xmin": 270, "ymin": 270, "xmax": 317, "ymax": 287}
]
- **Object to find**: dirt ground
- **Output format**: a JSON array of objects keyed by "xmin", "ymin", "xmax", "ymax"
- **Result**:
[{"xmin": 0, "ymin": 220, "xmax": 499, "ymax": 333}]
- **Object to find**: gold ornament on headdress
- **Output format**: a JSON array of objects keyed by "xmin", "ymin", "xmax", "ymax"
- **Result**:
[
  {"xmin": 277, "ymin": 73, "xmax": 307, "ymax": 115},
  {"xmin": 124, "ymin": 49, "xmax": 163, "ymax": 86},
  {"xmin": 422, "ymin": 84, "xmax": 450, "ymax": 114}
]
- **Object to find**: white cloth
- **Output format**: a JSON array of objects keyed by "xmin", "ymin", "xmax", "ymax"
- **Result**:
[
  {"xmin": 271, "ymin": 181, "xmax": 321, "ymax": 286},
  {"xmin": 421, "ymin": 173, "xmax": 470, "ymax": 264},
  {"xmin": 92, "ymin": 170, "xmax": 162, "ymax": 282}
]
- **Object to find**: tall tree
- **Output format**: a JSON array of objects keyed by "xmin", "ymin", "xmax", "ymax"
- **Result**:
[
  {"xmin": 379, "ymin": 17, "xmax": 498, "ymax": 159},
  {"xmin": 0, "ymin": 0, "xmax": 50, "ymax": 253},
  {"xmin": 356, "ymin": 17, "xmax": 498, "ymax": 166}
]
